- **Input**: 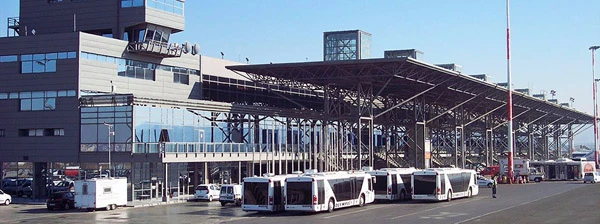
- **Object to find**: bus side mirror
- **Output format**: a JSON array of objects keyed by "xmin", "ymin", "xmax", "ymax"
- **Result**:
[{"xmin": 372, "ymin": 177, "xmax": 376, "ymax": 184}]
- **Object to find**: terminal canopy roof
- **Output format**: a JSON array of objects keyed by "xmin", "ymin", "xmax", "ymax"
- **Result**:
[{"xmin": 228, "ymin": 57, "xmax": 593, "ymax": 126}]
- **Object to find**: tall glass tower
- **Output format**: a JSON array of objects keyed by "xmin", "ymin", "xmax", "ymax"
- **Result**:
[{"xmin": 323, "ymin": 30, "xmax": 371, "ymax": 61}]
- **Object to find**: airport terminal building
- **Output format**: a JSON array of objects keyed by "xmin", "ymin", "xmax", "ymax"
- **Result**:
[
  {"xmin": 0, "ymin": 0, "xmax": 595, "ymax": 200},
  {"xmin": 0, "ymin": 0, "xmax": 319, "ymax": 200}
]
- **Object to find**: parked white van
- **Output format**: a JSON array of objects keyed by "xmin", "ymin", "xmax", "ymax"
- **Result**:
[
  {"xmin": 219, "ymin": 184, "xmax": 242, "ymax": 206},
  {"xmin": 583, "ymin": 172, "xmax": 600, "ymax": 184}
]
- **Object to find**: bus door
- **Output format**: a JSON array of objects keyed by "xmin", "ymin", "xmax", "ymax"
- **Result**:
[
  {"xmin": 566, "ymin": 166, "xmax": 575, "ymax": 179},
  {"xmin": 274, "ymin": 180, "xmax": 282, "ymax": 207},
  {"xmin": 391, "ymin": 174, "xmax": 398, "ymax": 197},
  {"xmin": 548, "ymin": 165, "xmax": 556, "ymax": 179}
]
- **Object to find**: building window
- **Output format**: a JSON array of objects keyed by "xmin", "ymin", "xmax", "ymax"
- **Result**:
[
  {"xmin": 19, "ymin": 129, "xmax": 43, "ymax": 137},
  {"xmin": 0, "ymin": 129, "xmax": 5, "ymax": 137},
  {"xmin": 18, "ymin": 128, "xmax": 64, "ymax": 137},
  {"xmin": 81, "ymin": 52, "xmax": 199, "ymax": 83},
  {"xmin": 147, "ymin": 0, "xmax": 184, "ymax": 15},
  {"xmin": 0, "ymin": 55, "xmax": 18, "ymax": 62},
  {"xmin": 20, "ymin": 52, "xmax": 76, "ymax": 74},
  {"xmin": 173, "ymin": 68, "xmax": 189, "ymax": 85},
  {"xmin": 19, "ymin": 91, "xmax": 56, "ymax": 111},
  {"xmin": 121, "ymin": 0, "xmax": 143, "ymax": 8},
  {"xmin": 50, "ymin": 128, "xmax": 65, "ymax": 136}
]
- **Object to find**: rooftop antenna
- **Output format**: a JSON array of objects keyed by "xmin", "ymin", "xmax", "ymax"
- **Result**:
[
  {"xmin": 191, "ymin": 43, "xmax": 199, "ymax": 55},
  {"xmin": 220, "ymin": 51, "xmax": 224, "ymax": 59},
  {"xmin": 245, "ymin": 57, "xmax": 249, "ymax": 64}
]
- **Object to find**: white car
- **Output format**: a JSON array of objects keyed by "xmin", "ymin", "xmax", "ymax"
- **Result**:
[
  {"xmin": 477, "ymin": 176, "xmax": 494, "ymax": 188},
  {"xmin": 194, "ymin": 184, "xmax": 220, "ymax": 202},
  {"xmin": 583, "ymin": 172, "xmax": 600, "ymax": 184},
  {"xmin": 0, "ymin": 190, "xmax": 11, "ymax": 205}
]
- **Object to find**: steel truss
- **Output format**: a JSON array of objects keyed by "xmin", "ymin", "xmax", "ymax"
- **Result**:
[{"xmin": 227, "ymin": 58, "xmax": 594, "ymax": 171}]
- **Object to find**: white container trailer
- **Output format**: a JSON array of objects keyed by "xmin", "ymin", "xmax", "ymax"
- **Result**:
[{"xmin": 74, "ymin": 178, "xmax": 127, "ymax": 211}]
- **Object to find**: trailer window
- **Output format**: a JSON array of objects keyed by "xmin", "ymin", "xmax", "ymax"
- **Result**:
[
  {"xmin": 104, "ymin": 187, "xmax": 112, "ymax": 194},
  {"xmin": 82, "ymin": 184, "xmax": 88, "ymax": 195}
]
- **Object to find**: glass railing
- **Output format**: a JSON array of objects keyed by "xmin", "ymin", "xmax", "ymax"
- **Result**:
[{"xmin": 132, "ymin": 142, "xmax": 313, "ymax": 154}]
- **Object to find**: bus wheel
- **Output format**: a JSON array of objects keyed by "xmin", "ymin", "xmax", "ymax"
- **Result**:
[
  {"xmin": 399, "ymin": 191, "xmax": 406, "ymax": 201},
  {"xmin": 447, "ymin": 191, "xmax": 452, "ymax": 202},
  {"xmin": 327, "ymin": 199, "xmax": 334, "ymax": 213},
  {"xmin": 359, "ymin": 194, "xmax": 365, "ymax": 207}
]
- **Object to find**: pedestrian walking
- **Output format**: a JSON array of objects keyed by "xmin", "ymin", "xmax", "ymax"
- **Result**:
[{"xmin": 492, "ymin": 176, "xmax": 497, "ymax": 198}]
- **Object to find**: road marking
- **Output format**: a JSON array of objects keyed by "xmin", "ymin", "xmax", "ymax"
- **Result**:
[
  {"xmin": 453, "ymin": 190, "xmax": 570, "ymax": 224},
  {"xmin": 323, "ymin": 204, "xmax": 387, "ymax": 219},
  {"xmin": 390, "ymin": 197, "xmax": 484, "ymax": 220}
]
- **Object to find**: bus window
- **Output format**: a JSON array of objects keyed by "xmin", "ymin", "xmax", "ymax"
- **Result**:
[
  {"xmin": 286, "ymin": 182, "xmax": 312, "ymax": 205},
  {"xmin": 414, "ymin": 175, "xmax": 436, "ymax": 195},
  {"xmin": 243, "ymin": 182, "xmax": 268, "ymax": 205},
  {"xmin": 374, "ymin": 176, "xmax": 387, "ymax": 195}
]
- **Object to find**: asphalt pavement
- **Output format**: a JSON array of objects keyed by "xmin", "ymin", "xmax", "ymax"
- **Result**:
[{"xmin": 0, "ymin": 181, "xmax": 598, "ymax": 224}]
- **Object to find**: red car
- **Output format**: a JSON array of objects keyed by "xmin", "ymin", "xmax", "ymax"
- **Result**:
[{"xmin": 480, "ymin": 166, "xmax": 499, "ymax": 177}]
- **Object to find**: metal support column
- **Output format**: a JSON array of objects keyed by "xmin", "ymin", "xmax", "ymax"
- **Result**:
[{"xmin": 162, "ymin": 163, "xmax": 169, "ymax": 202}]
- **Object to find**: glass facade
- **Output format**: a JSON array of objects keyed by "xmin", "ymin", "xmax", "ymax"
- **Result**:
[
  {"xmin": 80, "ymin": 106, "xmax": 133, "ymax": 152},
  {"xmin": 147, "ymin": 0, "xmax": 184, "ymax": 15},
  {"xmin": 134, "ymin": 106, "xmax": 207, "ymax": 144},
  {"xmin": 360, "ymin": 32, "xmax": 371, "ymax": 59},
  {"xmin": 324, "ymin": 32, "xmax": 357, "ymax": 61},
  {"xmin": 323, "ymin": 30, "xmax": 371, "ymax": 61}
]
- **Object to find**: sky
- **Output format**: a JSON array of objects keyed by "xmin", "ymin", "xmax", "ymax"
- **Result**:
[{"xmin": 1, "ymin": 0, "xmax": 599, "ymax": 146}]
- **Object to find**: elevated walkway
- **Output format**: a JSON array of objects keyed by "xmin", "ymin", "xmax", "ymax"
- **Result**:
[{"xmin": 162, "ymin": 151, "xmax": 310, "ymax": 163}]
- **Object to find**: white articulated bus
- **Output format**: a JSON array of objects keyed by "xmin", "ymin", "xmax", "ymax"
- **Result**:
[
  {"xmin": 368, "ymin": 167, "xmax": 417, "ymax": 201},
  {"xmin": 285, "ymin": 170, "xmax": 375, "ymax": 213},
  {"xmin": 412, "ymin": 168, "xmax": 478, "ymax": 202},
  {"xmin": 242, "ymin": 173, "xmax": 301, "ymax": 212}
]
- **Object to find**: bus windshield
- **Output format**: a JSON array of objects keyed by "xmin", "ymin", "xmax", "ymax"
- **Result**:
[
  {"xmin": 243, "ymin": 182, "xmax": 268, "ymax": 205},
  {"xmin": 413, "ymin": 175, "xmax": 437, "ymax": 195},
  {"xmin": 286, "ymin": 181, "xmax": 312, "ymax": 205}
]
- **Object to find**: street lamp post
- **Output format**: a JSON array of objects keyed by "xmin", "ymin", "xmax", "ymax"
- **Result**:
[
  {"xmin": 591, "ymin": 46, "xmax": 600, "ymax": 169},
  {"xmin": 103, "ymin": 121, "xmax": 114, "ymax": 177}
]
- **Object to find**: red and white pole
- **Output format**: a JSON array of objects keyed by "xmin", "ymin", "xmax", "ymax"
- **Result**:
[
  {"xmin": 591, "ymin": 46, "xmax": 600, "ymax": 169},
  {"xmin": 506, "ymin": 0, "xmax": 514, "ymax": 184}
]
